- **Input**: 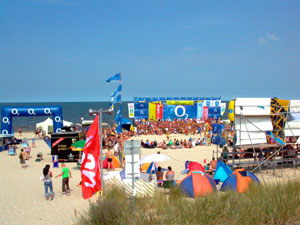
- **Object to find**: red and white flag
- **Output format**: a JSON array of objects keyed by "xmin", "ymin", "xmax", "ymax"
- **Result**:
[{"xmin": 81, "ymin": 114, "xmax": 101, "ymax": 199}]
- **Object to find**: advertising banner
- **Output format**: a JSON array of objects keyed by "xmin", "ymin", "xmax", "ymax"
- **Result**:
[
  {"xmin": 128, "ymin": 103, "xmax": 134, "ymax": 118},
  {"xmin": 156, "ymin": 103, "xmax": 163, "ymax": 120},
  {"xmin": 148, "ymin": 103, "xmax": 157, "ymax": 121},
  {"xmin": 134, "ymin": 109, "xmax": 148, "ymax": 119},
  {"xmin": 208, "ymin": 107, "xmax": 221, "ymax": 115},
  {"xmin": 163, "ymin": 104, "xmax": 197, "ymax": 120},
  {"xmin": 221, "ymin": 103, "xmax": 226, "ymax": 116},
  {"xmin": 197, "ymin": 102, "xmax": 203, "ymax": 119},
  {"xmin": 203, "ymin": 107, "xmax": 208, "ymax": 120},
  {"xmin": 204, "ymin": 100, "xmax": 221, "ymax": 107},
  {"xmin": 166, "ymin": 100, "xmax": 194, "ymax": 105}
]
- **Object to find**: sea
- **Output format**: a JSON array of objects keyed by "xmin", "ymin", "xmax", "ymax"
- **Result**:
[{"xmin": 0, "ymin": 101, "xmax": 229, "ymax": 132}]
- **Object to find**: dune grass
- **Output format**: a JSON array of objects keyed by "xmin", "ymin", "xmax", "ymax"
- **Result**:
[{"xmin": 78, "ymin": 180, "xmax": 300, "ymax": 225}]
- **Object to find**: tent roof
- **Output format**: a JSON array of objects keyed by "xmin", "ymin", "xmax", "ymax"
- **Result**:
[
  {"xmin": 36, "ymin": 117, "xmax": 73, "ymax": 128},
  {"xmin": 122, "ymin": 118, "xmax": 133, "ymax": 125}
]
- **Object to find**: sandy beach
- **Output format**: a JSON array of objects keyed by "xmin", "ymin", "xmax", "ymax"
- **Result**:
[{"xmin": 1, "ymin": 132, "xmax": 300, "ymax": 225}]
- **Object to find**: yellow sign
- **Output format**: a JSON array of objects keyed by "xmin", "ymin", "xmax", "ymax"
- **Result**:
[{"xmin": 166, "ymin": 100, "xmax": 194, "ymax": 105}]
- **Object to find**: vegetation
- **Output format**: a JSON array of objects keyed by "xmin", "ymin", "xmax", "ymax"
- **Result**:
[{"xmin": 78, "ymin": 180, "xmax": 300, "ymax": 225}]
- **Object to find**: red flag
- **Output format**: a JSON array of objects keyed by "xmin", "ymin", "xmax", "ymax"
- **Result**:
[{"xmin": 81, "ymin": 114, "xmax": 101, "ymax": 199}]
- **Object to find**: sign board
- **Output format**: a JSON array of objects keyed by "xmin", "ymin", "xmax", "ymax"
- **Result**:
[
  {"xmin": 124, "ymin": 140, "xmax": 141, "ymax": 178},
  {"xmin": 128, "ymin": 103, "xmax": 135, "ymax": 118},
  {"xmin": 51, "ymin": 132, "xmax": 81, "ymax": 162}
]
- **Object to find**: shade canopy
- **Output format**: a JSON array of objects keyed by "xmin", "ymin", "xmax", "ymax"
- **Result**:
[{"xmin": 36, "ymin": 117, "xmax": 73, "ymax": 135}]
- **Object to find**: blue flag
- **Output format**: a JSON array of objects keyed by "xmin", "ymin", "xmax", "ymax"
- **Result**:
[
  {"xmin": 106, "ymin": 73, "xmax": 121, "ymax": 83},
  {"xmin": 115, "ymin": 108, "xmax": 122, "ymax": 133},
  {"xmin": 112, "ymin": 94, "xmax": 121, "ymax": 104},
  {"xmin": 111, "ymin": 84, "xmax": 122, "ymax": 97}
]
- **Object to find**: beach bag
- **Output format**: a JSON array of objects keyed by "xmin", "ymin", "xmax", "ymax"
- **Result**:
[
  {"xmin": 19, "ymin": 153, "xmax": 22, "ymax": 159},
  {"xmin": 40, "ymin": 175, "xmax": 45, "ymax": 181}
]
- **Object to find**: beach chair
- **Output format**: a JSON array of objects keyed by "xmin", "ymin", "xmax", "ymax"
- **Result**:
[{"xmin": 8, "ymin": 146, "xmax": 16, "ymax": 156}]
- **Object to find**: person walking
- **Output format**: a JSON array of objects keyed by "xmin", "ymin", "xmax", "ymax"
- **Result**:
[
  {"xmin": 55, "ymin": 163, "xmax": 72, "ymax": 196},
  {"xmin": 42, "ymin": 164, "xmax": 54, "ymax": 200}
]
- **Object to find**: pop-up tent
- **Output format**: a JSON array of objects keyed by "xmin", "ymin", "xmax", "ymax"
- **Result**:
[
  {"xmin": 213, "ymin": 161, "xmax": 233, "ymax": 183},
  {"xmin": 121, "ymin": 118, "xmax": 133, "ymax": 131},
  {"xmin": 179, "ymin": 171, "xmax": 216, "ymax": 198},
  {"xmin": 221, "ymin": 168, "xmax": 259, "ymax": 193},
  {"xmin": 36, "ymin": 117, "xmax": 73, "ymax": 135},
  {"xmin": 102, "ymin": 156, "xmax": 121, "ymax": 169},
  {"xmin": 188, "ymin": 162, "xmax": 205, "ymax": 173}
]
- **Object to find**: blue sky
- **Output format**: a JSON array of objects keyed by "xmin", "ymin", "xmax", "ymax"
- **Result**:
[{"xmin": 0, "ymin": 0, "xmax": 299, "ymax": 102}]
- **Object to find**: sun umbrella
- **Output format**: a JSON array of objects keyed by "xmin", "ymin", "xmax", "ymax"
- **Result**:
[
  {"xmin": 71, "ymin": 140, "xmax": 86, "ymax": 148},
  {"xmin": 71, "ymin": 140, "xmax": 86, "ymax": 151},
  {"xmin": 140, "ymin": 154, "xmax": 170, "ymax": 164}
]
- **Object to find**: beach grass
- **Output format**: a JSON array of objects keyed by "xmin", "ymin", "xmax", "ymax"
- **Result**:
[{"xmin": 77, "ymin": 180, "xmax": 300, "ymax": 225}]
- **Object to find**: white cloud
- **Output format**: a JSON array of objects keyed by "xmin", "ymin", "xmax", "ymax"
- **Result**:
[
  {"xmin": 266, "ymin": 32, "xmax": 280, "ymax": 41},
  {"xmin": 258, "ymin": 37, "xmax": 268, "ymax": 46},
  {"xmin": 258, "ymin": 33, "xmax": 280, "ymax": 46},
  {"xmin": 182, "ymin": 47, "xmax": 195, "ymax": 52}
]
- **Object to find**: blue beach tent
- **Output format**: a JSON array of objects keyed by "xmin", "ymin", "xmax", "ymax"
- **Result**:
[
  {"xmin": 213, "ymin": 161, "xmax": 233, "ymax": 183},
  {"xmin": 221, "ymin": 169, "xmax": 260, "ymax": 193}
]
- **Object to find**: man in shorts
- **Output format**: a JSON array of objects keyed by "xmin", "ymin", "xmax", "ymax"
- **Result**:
[
  {"xmin": 106, "ymin": 148, "xmax": 114, "ymax": 171},
  {"xmin": 19, "ymin": 149, "xmax": 26, "ymax": 168}
]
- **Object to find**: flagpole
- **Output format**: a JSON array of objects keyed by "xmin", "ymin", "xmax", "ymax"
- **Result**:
[{"xmin": 120, "ymin": 72, "xmax": 124, "ymax": 168}]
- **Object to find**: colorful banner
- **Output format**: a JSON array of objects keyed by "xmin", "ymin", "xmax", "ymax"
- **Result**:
[
  {"xmin": 221, "ymin": 103, "xmax": 226, "ymax": 116},
  {"xmin": 148, "ymin": 103, "xmax": 157, "ymax": 121},
  {"xmin": 81, "ymin": 114, "xmax": 101, "ymax": 199},
  {"xmin": 166, "ymin": 100, "xmax": 194, "ymax": 105},
  {"xmin": 128, "ymin": 103, "xmax": 134, "ymax": 118},
  {"xmin": 156, "ymin": 103, "xmax": 163, "ymax": 120},
  {"xmin": 204, "ymin": 100, "xmax": 221, "ymax": 107},
  {"xmin": 203, "ymin": 107, "xmax": 208, "ymax": 120},
  {"xmin": 163, "ymin": 104, "xmax": 197, "ymax": 120},
  {"xmin": 197, "ymin": 102, "xmax": 203, "ymax": 119}
]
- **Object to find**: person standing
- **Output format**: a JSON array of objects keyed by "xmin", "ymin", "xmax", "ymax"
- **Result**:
[
  {"xmin": 19, "ymin": 149, "xmax": 26, "ymax": 168},
  {"xmin": 32, "ymin": 137, "xmax": 36, "ymax": 148},
  {"xmin": 25, "ymin": 144, "xmax": 31, "ymax": 160},
  {"xmin": 42, "ymin": 164, "xmax": 54, "ymax": 200},
  {"xmin": 106, "ymin": 148, "xmax": 114, "ymax": 171},
  {"xmin": 18, "ymin": 127, "xmax": 22, "ymax": 136},
  {"xmin": 55, "ymin": 163, "xmax": 72, "ymax": 196}
]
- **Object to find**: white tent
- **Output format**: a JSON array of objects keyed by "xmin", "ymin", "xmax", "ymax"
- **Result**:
[{"xmin": 36, "ymin": 117, "xmax": 73, "ymax": 135}]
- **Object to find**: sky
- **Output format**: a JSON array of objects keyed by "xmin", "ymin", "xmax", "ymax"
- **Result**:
[{"xmin": 0, "ymin": 0, "xmax": 300, "ymax": 102}]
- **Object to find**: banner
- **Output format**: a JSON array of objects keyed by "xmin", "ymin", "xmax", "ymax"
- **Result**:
[
  {"xmin": 81, "ymin": 114, "xmax": 101, "ymax": 199},
  {"xmin": 156, "ymin": 103, "xmax": 163, "ymax": 120},
  {"xmin": 203, "ymin": 106, "xmax": 208, "ymax": 120},
  {"xmin": 166, "ymin": 100, "xmax": 194, "ymax": 105},
  {"xmin": 221, "ymin": 103, "xmax": 226, "ymax": 116},
  {"xmin": 197, "ymin": 102, "xmax": 203, "ymax": 119},
  {"xmin": 204, "ymin": 100, "xmax": 221, "ymax": 107},
  {"xmin": 163, "ymin": 104, "xmax": 197, "ymax": 120},
  {"xmin": 128, "ymin": 103, "xmax": 134, "ymax": 118},
  {"xmin": 148, "ymin": 103, "xmax": 157, "ymax": 121}
]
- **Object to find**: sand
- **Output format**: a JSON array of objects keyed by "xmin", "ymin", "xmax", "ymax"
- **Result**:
[{"xmin": 1, "ymin": 131, "xmax": 300, "ymax": 225}]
